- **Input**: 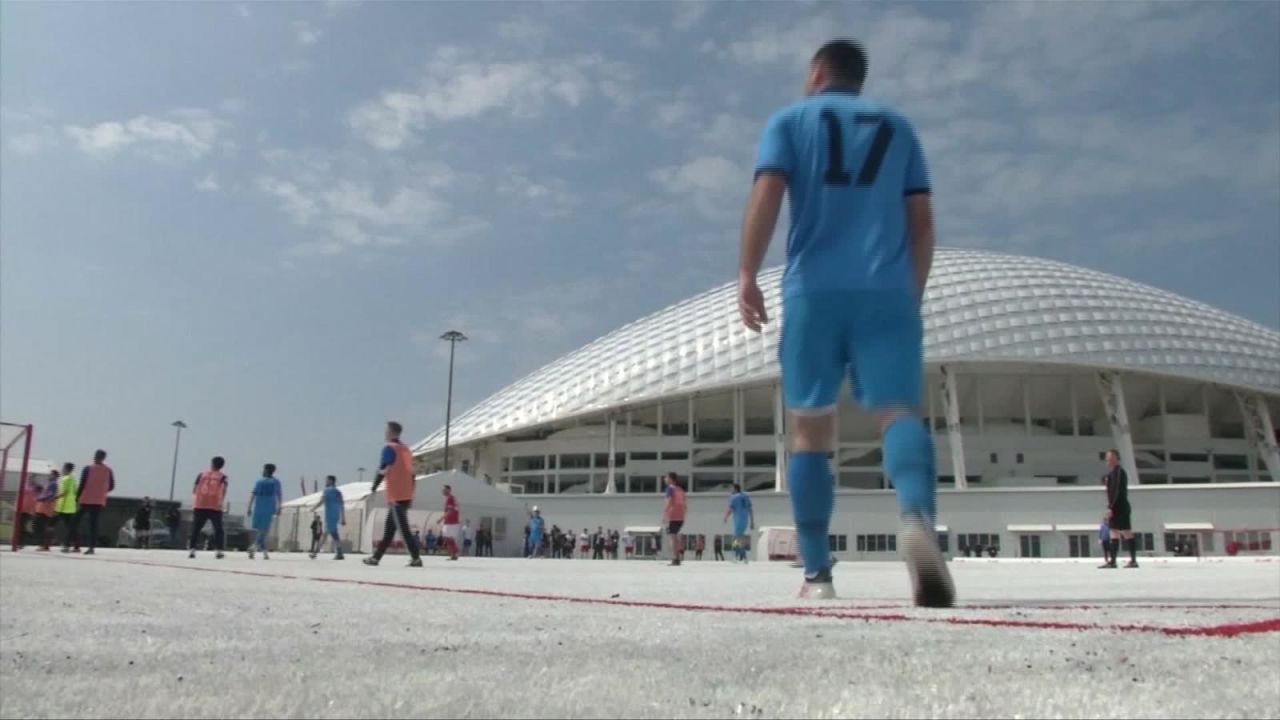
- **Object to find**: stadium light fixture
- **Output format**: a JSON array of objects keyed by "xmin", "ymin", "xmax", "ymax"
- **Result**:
[
  {"xmin": 440, "ymin": 330, "xmax": 468, "ymax": 472},
  {"xmin": 167, "ymin": 420, "xmax": 188, "ymax": 503}
]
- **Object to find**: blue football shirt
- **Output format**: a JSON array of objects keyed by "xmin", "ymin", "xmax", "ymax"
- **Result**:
[{"xmin": 755, "ymin": 88, "xmax": 930, "ymax": 296}]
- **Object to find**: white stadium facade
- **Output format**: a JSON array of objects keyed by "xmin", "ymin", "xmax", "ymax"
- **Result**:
[{"xmin": 413, "ymin": 249, "xmax": 1280, "ymax": 561}]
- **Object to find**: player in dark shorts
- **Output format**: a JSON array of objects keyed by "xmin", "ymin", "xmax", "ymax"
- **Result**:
[{"xmin": 1101, "ymin": 449, "xmax": 1137, "ymax": 569}]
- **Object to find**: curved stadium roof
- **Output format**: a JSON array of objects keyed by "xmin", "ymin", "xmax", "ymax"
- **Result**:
[{"xmin": 415, "ymin": 248, "xmax": 1280, "ymax": 454}]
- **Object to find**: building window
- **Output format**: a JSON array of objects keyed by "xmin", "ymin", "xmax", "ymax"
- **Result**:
[
  {"xmin": 694, "ymin": 391, "xmax": 736, "ymax": 444},
  {"xmin": 1136, "ymin": 532, "xmax": 1154, "ymax": 552},
  {"xmin": 855, "ymin": 534, "xmax": 896, "ymax": 552},
  {"xmin": 1212, "ymin": 454, "xmax": 1249, "ymax": 471},
  {"xmin": 510, "ymin": 456, "xmax": 547, "ymax": 472},
  {"xmin": 560, "ymin": 454, "xmax": 590, "ymax": 470},
  {"xmin": 1068, "ymin": 534, "xmax": 1092, "ymax": 558},
  {"xmin": 838, "ymin": 473, "xmax": 883, "ymax": 490},
  {"xmin": 989, "ymin": 453, "xmax": 999, "ymax": 463},
  {"xmin": 691, "ymin": 472, "xmax": 734, "ymax": 494},
  {"xmin": 743, "ymin": 386, "xmax": 775, "ymax": 436},
  {"xmin": 557, "ymin": 474, "xmax": 589, "ymax": 494},
  {"xmin": 828, "ymin": 535, "xmax": 849, "ymax": 553},
  {"xmin": 628, "ymin": 476, "xmax": 658, "ymax": 494},
  {"xmin": 937, "ymin": 533, "xmax": 949, "ymax": 553},
  {"xmin": 630, "ymin": 452, "xmax": 657, "ymax": 461},
  {"xmin": 959, "ymin": 533, "xmax": 1001, "ymax": 556},
  {"xmin": 742, "ymin": 472, "xmax": 774, "ymax": 492},
  {"xmin": 661, "ymin": 451, "xmax": 688, "ymax": 461},
  {"xmin": 1056, "ymin": 476, "xmax": 1078, "ymax": 485},
  {"xmin": 839, "ymin": 447, "xmax": 883, "ymax": 467},
  {"xmin": 743, "ymin": 451, "xmax": 776, "ymax": 467},
  {"xmin": 508, "ymin": 475, "xmax": 547, "ymax": 495},
  {"xmin": 661, "ymin": 399, "xmax": 689, "ymax": 437},
  {"xmin": 1016, "ymin": 453, "xmax": 1024, "ymax": 464},
  {"xmin": 693, "ymin": 448, "xmax": 734, "ymax": 467},
  {"xmin": 1019, "ymin": 534, "xmax": 1042, "ymax": 558},
  {"xmin": 1170, "ymin": 453, "xmax": 1210, "ymax": 463}
]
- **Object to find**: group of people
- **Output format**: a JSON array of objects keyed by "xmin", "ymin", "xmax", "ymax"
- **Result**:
[
  {"xmin": 14, "ymin": 450, "xmax": 116, "ymax": 554},
  {"xmin": 517, "ymin": 473, "xmax": 757, "ymax": 566}
]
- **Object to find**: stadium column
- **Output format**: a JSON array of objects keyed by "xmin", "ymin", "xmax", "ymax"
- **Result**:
[
  {"xmin": 1095, "ymin": 372, "xmax": 1140, "ymax": 485},
  {"xmin": 605, "ymin": 416, "xmax": 617, "ymax": 494},
  {"xmin": 1235, "ymin": 392, "xmax": 1280, "ymax": 483},
  {"xmin": 941, "ymin": 365, "xmax": 968, "ymax": 490},
  {"xmin": 774, "ymin": 383, "xmax": 787, "ymax": 493}
]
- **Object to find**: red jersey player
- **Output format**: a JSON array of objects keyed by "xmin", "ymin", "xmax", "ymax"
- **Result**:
[{"xmin": 437, "ymin": 485, "xmax": 461, "ymax": 561}]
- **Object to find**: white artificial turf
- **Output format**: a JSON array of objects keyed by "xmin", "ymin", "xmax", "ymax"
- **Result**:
[{"xmin": 1, "ymin": 549, "xmax": 1277, "ymax": 719}]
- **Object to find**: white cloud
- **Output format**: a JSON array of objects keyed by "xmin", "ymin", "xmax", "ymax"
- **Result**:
[
  {"xmin": 7, "ymin": 128, "xmax": 59, "ymax": 155},
  {"xmin": 195, "ymin": 174, "xmax": 220, "ymax": 192},
  {"xmin": 256, "ymin": 149, "xmax": 489, "ymax": 257},
  {"xmin": 498, "ymin": 171, "xmax": 580, "ymax": 219},
  {"xmin": 649, "ymin": 155, "xmax": 747, "ymax": 220},
  {"xmin": 348, "ymin": 49, "xmax": 633, "ymax": 150},
  {"xmin": 497, "ymin": 18, "xmax": 551, "ymax": 44},
  {"xmin": 673, "ymin": 1, "xmax": 710, "ymax": 31},
  {"xmin": 294, "ymin": 20, "xmax": 323, "ymax": 46},
  {"xmin": 63, "ymin": 108, "xmax": 227, "ymax": 161}
]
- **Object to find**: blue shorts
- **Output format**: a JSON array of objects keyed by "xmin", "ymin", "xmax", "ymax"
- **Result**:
[
  {"xmin": 733, "ymin": 519, "xmax": 749, "ymax": 538},
  {"xmin": 780, "ymin": 290, "xmax": 923, "ymax": 413}
]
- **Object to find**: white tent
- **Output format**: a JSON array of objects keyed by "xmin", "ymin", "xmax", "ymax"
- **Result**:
[{"xmin": 275, "ymin": 472, "xmax": 529, "ymax": 557}]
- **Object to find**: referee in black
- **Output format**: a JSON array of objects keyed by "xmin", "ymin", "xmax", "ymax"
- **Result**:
[{"xmin": 1102, "ymin": 449, "xmax": 1138, "ymax": 569}]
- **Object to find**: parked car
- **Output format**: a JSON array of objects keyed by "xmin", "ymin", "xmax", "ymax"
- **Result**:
[{"xmin": 117, "ymin": 518, "xmax": 171, "ymax": 549}]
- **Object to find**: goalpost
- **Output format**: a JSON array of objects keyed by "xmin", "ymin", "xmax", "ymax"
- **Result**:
[{"xmin": 1, "ymin": 422, "xmax": 35, "ymax": 552}]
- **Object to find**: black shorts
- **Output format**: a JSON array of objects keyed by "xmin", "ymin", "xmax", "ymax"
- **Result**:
[
  {"xmin": 667, "ymin": 521, "xmax": 684, "ymax": 536},
  {"xmin": 1110, "ymin": 502, "xmax": 1133, "ymax": 532}
]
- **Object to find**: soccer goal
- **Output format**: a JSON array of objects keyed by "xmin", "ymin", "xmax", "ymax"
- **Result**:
[{"xmin": 1, "ymin": 422, "xmax": 35, "ymax": 551}]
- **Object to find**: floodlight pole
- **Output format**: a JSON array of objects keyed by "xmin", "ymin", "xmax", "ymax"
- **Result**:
[
  {"xmin": 440, "ymin": 330, "xmax": 467, "ymax": 472},
  {"xmin": 168, "ymin": 420, "xmax": 187, "ymax": 502}
]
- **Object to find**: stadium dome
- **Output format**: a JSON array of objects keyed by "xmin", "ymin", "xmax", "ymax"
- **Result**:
[{"xmin": 415, "ymin": 248, "xmax": 1280, "ymax": 454}]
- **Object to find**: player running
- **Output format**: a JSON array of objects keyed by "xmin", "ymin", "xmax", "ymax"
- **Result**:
[
  {"xmin": 365, "ymin": 421, "xmax": 423, "ymax": 567},
  {"xmin": 723, "ymin": 483, "xmax": 755, "ymax": 563},
  {"xmin": 437, "ymin": 484, "xmax": 461, "ymax": 561},
  {"xmin": 247, "ymin": 463, "xmax": 282, "ymax": 559},
  {"xmin": 189, "ymin": 456, "xmax": 229, "ymax": 559},
  {"xmin": 737, "ymin": 39, "xmax": 953, "ymax": 606},
  {"xmin": 316, "ymin": 475, "xmax": 346, "ymax": 560}
]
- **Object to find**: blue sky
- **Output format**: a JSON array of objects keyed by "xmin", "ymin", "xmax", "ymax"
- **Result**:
[{"xmin": 2, "ymin": 1, "xmax": 1277, "ymax": 506}]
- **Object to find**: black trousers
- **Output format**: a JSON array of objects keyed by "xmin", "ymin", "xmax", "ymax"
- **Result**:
[
  {"xmin": 33, "ymin": 514, "xmax": 52, "ymax": 547},
  {"xmin": 309, "ymin": 533, "xmax": 323, "ymax": 554},
  {"xmin": 59, "ymin": 513, "xmax": 78, "ymax": 547},
  {"xmin": 190, "ymin": 509, "xmax": 225, "ymax": 551},
  {"xmin": 715, "ymin": 548, "xmax": 725, "ymax": 561},
  {"xmin": 375, "ymin": 501, "xmax": 420, "ymax": 560},
  {"xmin": 75, "ymin": 506, "xmax": 103, "ymax": 550}
]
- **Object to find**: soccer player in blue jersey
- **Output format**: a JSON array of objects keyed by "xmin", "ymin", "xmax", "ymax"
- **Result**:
[
  {"xmin": 314, "ymin": 475, "xmax": 345, "ymax": 560},
  {"xmin": 723, "ymin": 483, "xmax": 754, "ymax": 563},
  {"xmin": 737, "ymin": 39, "xmax": 953, "ymax": 606}
]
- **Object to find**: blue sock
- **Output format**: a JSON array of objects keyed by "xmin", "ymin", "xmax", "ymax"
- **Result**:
[
  {"xmin": 788, "ymin": 451, "xmax": 834, "ymax": 577},
  {"xmin": 883, "ymin": 417, "xmax": 936, "ymax": 522}
]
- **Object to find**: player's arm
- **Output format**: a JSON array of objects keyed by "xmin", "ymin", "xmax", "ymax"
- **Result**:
[
  {"xmin": 903, "ymin": 120, "xmax": 935, "ymax": 301},
  {"xmin": 370, "ymin": 446, "xmax": 394, "ymax": 493},
  {"xmin": 77, "ymin": 467, "xmax": 89, "ymax": 499},
  {"xmin": 739, "ymin": 110, "xmax": 793, "ymax": 332},
  {"xmin": 108, "ymin": 470, "xmax": 115, "ymax": 492}
]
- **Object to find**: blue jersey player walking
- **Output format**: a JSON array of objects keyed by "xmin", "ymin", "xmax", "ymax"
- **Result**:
[
  {"xmin": 737, "ymin": 39, "xmax": 954, "ymax": 607},
  {"xmin": 722, "ymin": 484, "xmax": 754, "ymax": 563}
]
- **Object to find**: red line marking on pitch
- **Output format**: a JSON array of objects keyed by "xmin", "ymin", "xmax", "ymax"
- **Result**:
[{"xmin": 19, "ymin": 553, "xmax": 1280, "ymax": 639}]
